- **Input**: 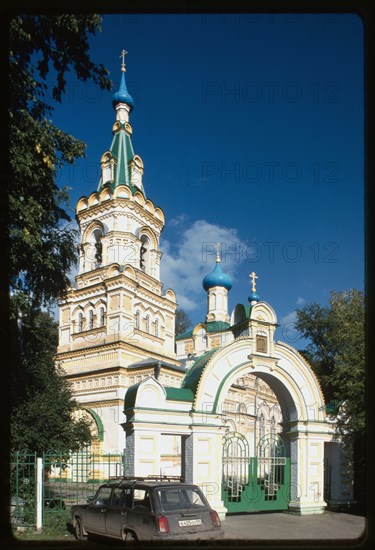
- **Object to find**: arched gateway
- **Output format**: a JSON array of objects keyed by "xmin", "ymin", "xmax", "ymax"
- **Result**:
[{"xmin": 123, "ymin": 333, "xmax": 332, "ymax": 518}]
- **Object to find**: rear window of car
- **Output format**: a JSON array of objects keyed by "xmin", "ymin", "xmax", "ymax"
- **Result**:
[{"xmin": 157, "ymin": 488, "xmax": 206, "ymax": 512}]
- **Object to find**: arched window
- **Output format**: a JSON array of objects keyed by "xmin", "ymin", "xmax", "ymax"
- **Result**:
[
  {"xmin": 135, "ymin": 311, "xmax": 140, "ymax": 330},
  {"xmin": 95, "ymin": 238, "xmax": 102, "ymax": 265},
  {"xmin": 155, "ymin": 319, "xmax": 159, "ymax": 337},
  {"xmin": 99, "ymin": 307, "xmax": 105, "ymax": 327},
  {"xmin": 78, "ymin": 313, "xmax": 83, "ymax": 332},
  {"xmin": 145, "ymin": 315, "xmax": 150, "ymax": 332},
  {"xmin": 139, "ymin": 235, "xmax": 150, "ymax": 273},
  {"xmin": 92, "ymin": 228, "xmax": 103, "ymax": 267},
  {"xmin": 196, "ymin": 328, "xmax": 207, "ymax": 353},
  {"xmin": 88, "ymin": 310, "xmax": 94, "ymax": 330}
]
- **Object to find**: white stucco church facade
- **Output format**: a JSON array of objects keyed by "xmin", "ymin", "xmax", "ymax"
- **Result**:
[{"xmin": 56, "ymin": 55, "xmax": 353, "ymax": 518}]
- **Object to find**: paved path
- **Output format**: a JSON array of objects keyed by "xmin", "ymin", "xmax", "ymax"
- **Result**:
[{"xmin": 222, "ymin": 511, "xmax": 366, "ymax": 543}]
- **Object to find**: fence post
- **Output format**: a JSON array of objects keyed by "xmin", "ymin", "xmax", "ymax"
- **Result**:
[{"xmin": 36, "ymin": 457, "xmax": 43, "ymax": 531}]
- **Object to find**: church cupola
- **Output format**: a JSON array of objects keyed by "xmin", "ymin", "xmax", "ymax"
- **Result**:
[
  {"xmin": 112, "ymin": 52, "xmax": 134, "ymax": 112},
  {"xmin": 202, "ymin": 244, "xmax": 232, "ymax": 323},
  {"xmin": 98, "ymin": 50, "xmax": 144, "ymax": 195}
]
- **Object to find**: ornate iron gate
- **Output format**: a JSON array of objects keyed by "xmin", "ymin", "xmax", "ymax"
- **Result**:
[{"xmin": 222, "ymin": 432, "xmax": 291, "ymax": 513}]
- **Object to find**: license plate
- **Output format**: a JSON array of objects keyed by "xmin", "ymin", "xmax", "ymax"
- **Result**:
[{"xmin": 178, "ymin": 518, "xmax": 202, "ymax": 527}]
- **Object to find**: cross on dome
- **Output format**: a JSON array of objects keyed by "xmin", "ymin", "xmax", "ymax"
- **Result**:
[
  {"xmin": 249, "ymin": 271, "xmax": 258, "ymax": 292},
  {"xmin": 215, "ymin": 242, "xmax": 222, "ymax": 263},
  {"xmin": 120, "ymin": 49, "xmax": 128, "ymax": 72}
]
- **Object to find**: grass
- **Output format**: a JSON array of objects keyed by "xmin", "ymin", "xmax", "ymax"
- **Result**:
[{"xmin": 13, "ymin": 508, "xmax": 77, "ymax": 541}]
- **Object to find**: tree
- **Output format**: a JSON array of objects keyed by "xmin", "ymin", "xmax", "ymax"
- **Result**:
[
  {"xmin": 175, "ymin": 308, "xmax": 193, "ymax": 336},
  {"xmin": 295, "ymin": 289, "xmax": 365, "ymax": 439},
  {"xmin": 295, "ymin": 290, "xmax": 366, "ymax": 512},
  {"xmin": 9, "ymin": 14, "xmax": 111, "ymax": 307},
  {"xmin": 8, "ymin": 14, "xmax": 112, "ymax": 451},
  {"xmin": 10, "ymin": 300, "xmax": 91, "ymax": 453}
]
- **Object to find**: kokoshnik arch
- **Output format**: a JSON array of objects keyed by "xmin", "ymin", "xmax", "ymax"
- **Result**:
[{"xmin": 56, "ymin": 53, "xmax": 354, "ymax": 518}]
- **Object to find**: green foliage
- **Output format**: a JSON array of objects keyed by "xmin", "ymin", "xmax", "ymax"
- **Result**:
[
  {"xmin": 9, "ymin": 14, "xmax": 111, "ymax": 307},
  {"xmin": 41, "ymin": 509, "xmax": 71, "ymax": 536},
  {"xmin": 8, "ymin": 14, "xmax": 111, "ymax": 452},
  {"xmin": 295, "ymin": 290, "xmax": 365, "ymax": 439},
  {"xmin": 175, "ymin": 308, "xmax": 193, "ymax": 336},
  {"xmin": 10, "ymin": 298, "xmax": 92, "ymax": 453}
]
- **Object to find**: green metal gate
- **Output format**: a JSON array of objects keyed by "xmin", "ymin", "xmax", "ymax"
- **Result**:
[
  {"xmin": 222, "ymin": 432, "xmax": 291, "ymax": 513},
  {"xmin": 10, "ymin": 450, "xmax": 37, "ymax": 526}
]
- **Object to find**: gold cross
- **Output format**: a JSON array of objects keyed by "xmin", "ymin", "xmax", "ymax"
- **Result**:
[
  {"xmin": 249, "ymin": 271, "xmax": 258, "ymax": 292},
  {"xmin": 215, "ymin": 242, "xmax": 222, "ymax": 262},
  {"xmin": 120, "ymin": 49, "xmax": 128, "ymax": 72}
]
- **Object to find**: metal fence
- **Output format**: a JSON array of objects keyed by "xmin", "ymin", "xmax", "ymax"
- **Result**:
[
  {"xmin": 10, "ymin": 450, "xmax": 37, "ymax": 527},
  {"xmin": 10, "ymin": 449, "xmax": 125, "ymax": 528}
]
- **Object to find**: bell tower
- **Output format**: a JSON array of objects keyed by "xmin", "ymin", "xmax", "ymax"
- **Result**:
[{"xmin": 56, "ymin": 54, "xmax": 180, "ymax": 453}]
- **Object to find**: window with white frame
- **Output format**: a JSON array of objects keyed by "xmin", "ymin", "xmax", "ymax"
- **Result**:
[
  {"xmin": 145, "ymin": 314, "xmax": 150, "ymax": 332},
  {"xmin": 135, "ymin": 311, "xmax": 140, "ymax": 330}
]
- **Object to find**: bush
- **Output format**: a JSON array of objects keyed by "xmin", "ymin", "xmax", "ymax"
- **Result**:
[{"xmin": 41, "ymin": 508, "xmax": 71, "ymax": 535}]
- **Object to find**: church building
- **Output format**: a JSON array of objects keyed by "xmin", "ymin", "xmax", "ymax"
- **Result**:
[{"xmin": 56, "ymin": 54, "xmax": 353, "ymax": 518}]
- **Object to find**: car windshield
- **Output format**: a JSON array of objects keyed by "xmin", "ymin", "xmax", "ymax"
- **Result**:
[{"xmin": 157, "ymin": 488, "xmax": 206, "ymax": 512}]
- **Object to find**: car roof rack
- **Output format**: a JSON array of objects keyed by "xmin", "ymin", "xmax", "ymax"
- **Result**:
[{"xmin": 107, "ymin": 475, "xmax": 183, "ymax": 483}]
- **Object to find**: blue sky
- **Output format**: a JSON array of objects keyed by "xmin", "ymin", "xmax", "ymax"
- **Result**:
[{"xmin": 52, "ymin": 13, "xmax": 364, "ymax": 348}]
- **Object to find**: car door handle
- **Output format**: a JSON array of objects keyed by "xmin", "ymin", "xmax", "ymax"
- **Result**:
[
  {"xmin": 100, "ymin": 508, "xmax": 106, "ymax": 513},
  {"xmin": 121, "ymin": 511, "xmax": 126, "ymax": 517}
]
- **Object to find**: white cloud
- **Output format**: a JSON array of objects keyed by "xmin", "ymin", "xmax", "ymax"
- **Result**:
[
  {"xmin": 278, "ymin": 310, "xmax": 301, "ymax": 345},
  {"xmin": 279, "ymin": 310, "xmax": 297, "ymax": 327},
  {"xmin": 168, "ymin": 213, "xmax": 189, "ymax": 227},
  {"xmin": 280, "ymin": 296, "xmax": 305, "ymax": 327},
  {"xmin": 160, "ymin": 219, "xmax": 248, "ymax": 311}
]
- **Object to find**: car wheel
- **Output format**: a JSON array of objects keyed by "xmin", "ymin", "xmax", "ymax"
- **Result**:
[
  {"xmin": 123, "ymin": 531, "xmax": 137, "ymax": 545},
  {"xmin": 75, "ymin": 518, "xmax": 87, "ymax": 541}
]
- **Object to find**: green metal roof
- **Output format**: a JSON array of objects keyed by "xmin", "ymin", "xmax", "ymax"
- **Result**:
[
  {"xmin": 97, "ymin": 122, "xmax": 145, "ymax": 197},
  {"xmin": 175, "ymin": 328, "xmax": 194, "ymax": 340},
  {"xmin": 231, "ymin": 303, "xmax": 252, "ymax": 326},
  {"xmin": 124, "ymin": 382, "xmax": 195, "ymax": 409},
  {"xmin": 181, "ymin": 349, "xmax": 217, "ymax": 393},
  {"xmin": 123, "ymin": 381, "xmax": 142, "ymax": 410},
  {"xmin": 206, "ymin": 320, "xmax": 231, "ymax": 332},
  {"xmin": 165, "ymin": 387, "xmax": 194, "ymax": 402},
  {"xmin": 176, "ymin": 321, "xmax": 231, "ymax": 341}
]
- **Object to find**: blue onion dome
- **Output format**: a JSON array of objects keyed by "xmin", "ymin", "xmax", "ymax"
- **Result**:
[
  {"xmin": 202, "ymin": 261, "xmax": 233, "ymax": 291},
  {"xmin": 248, "ymin": 290, "xmax": 260, "ymax": 303},
  {"xmin": 112, "ymin": 71, "xmax": 134, "ymax": 111}
]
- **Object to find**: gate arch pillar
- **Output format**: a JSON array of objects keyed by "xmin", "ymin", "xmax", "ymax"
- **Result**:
[
  {"xmin": 287, "ymin": 429, "xmax": 328, "ymax": 514},
  {"xmin": 188, "ymin": 419, "xmax": 228, "ymax": 520}
]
